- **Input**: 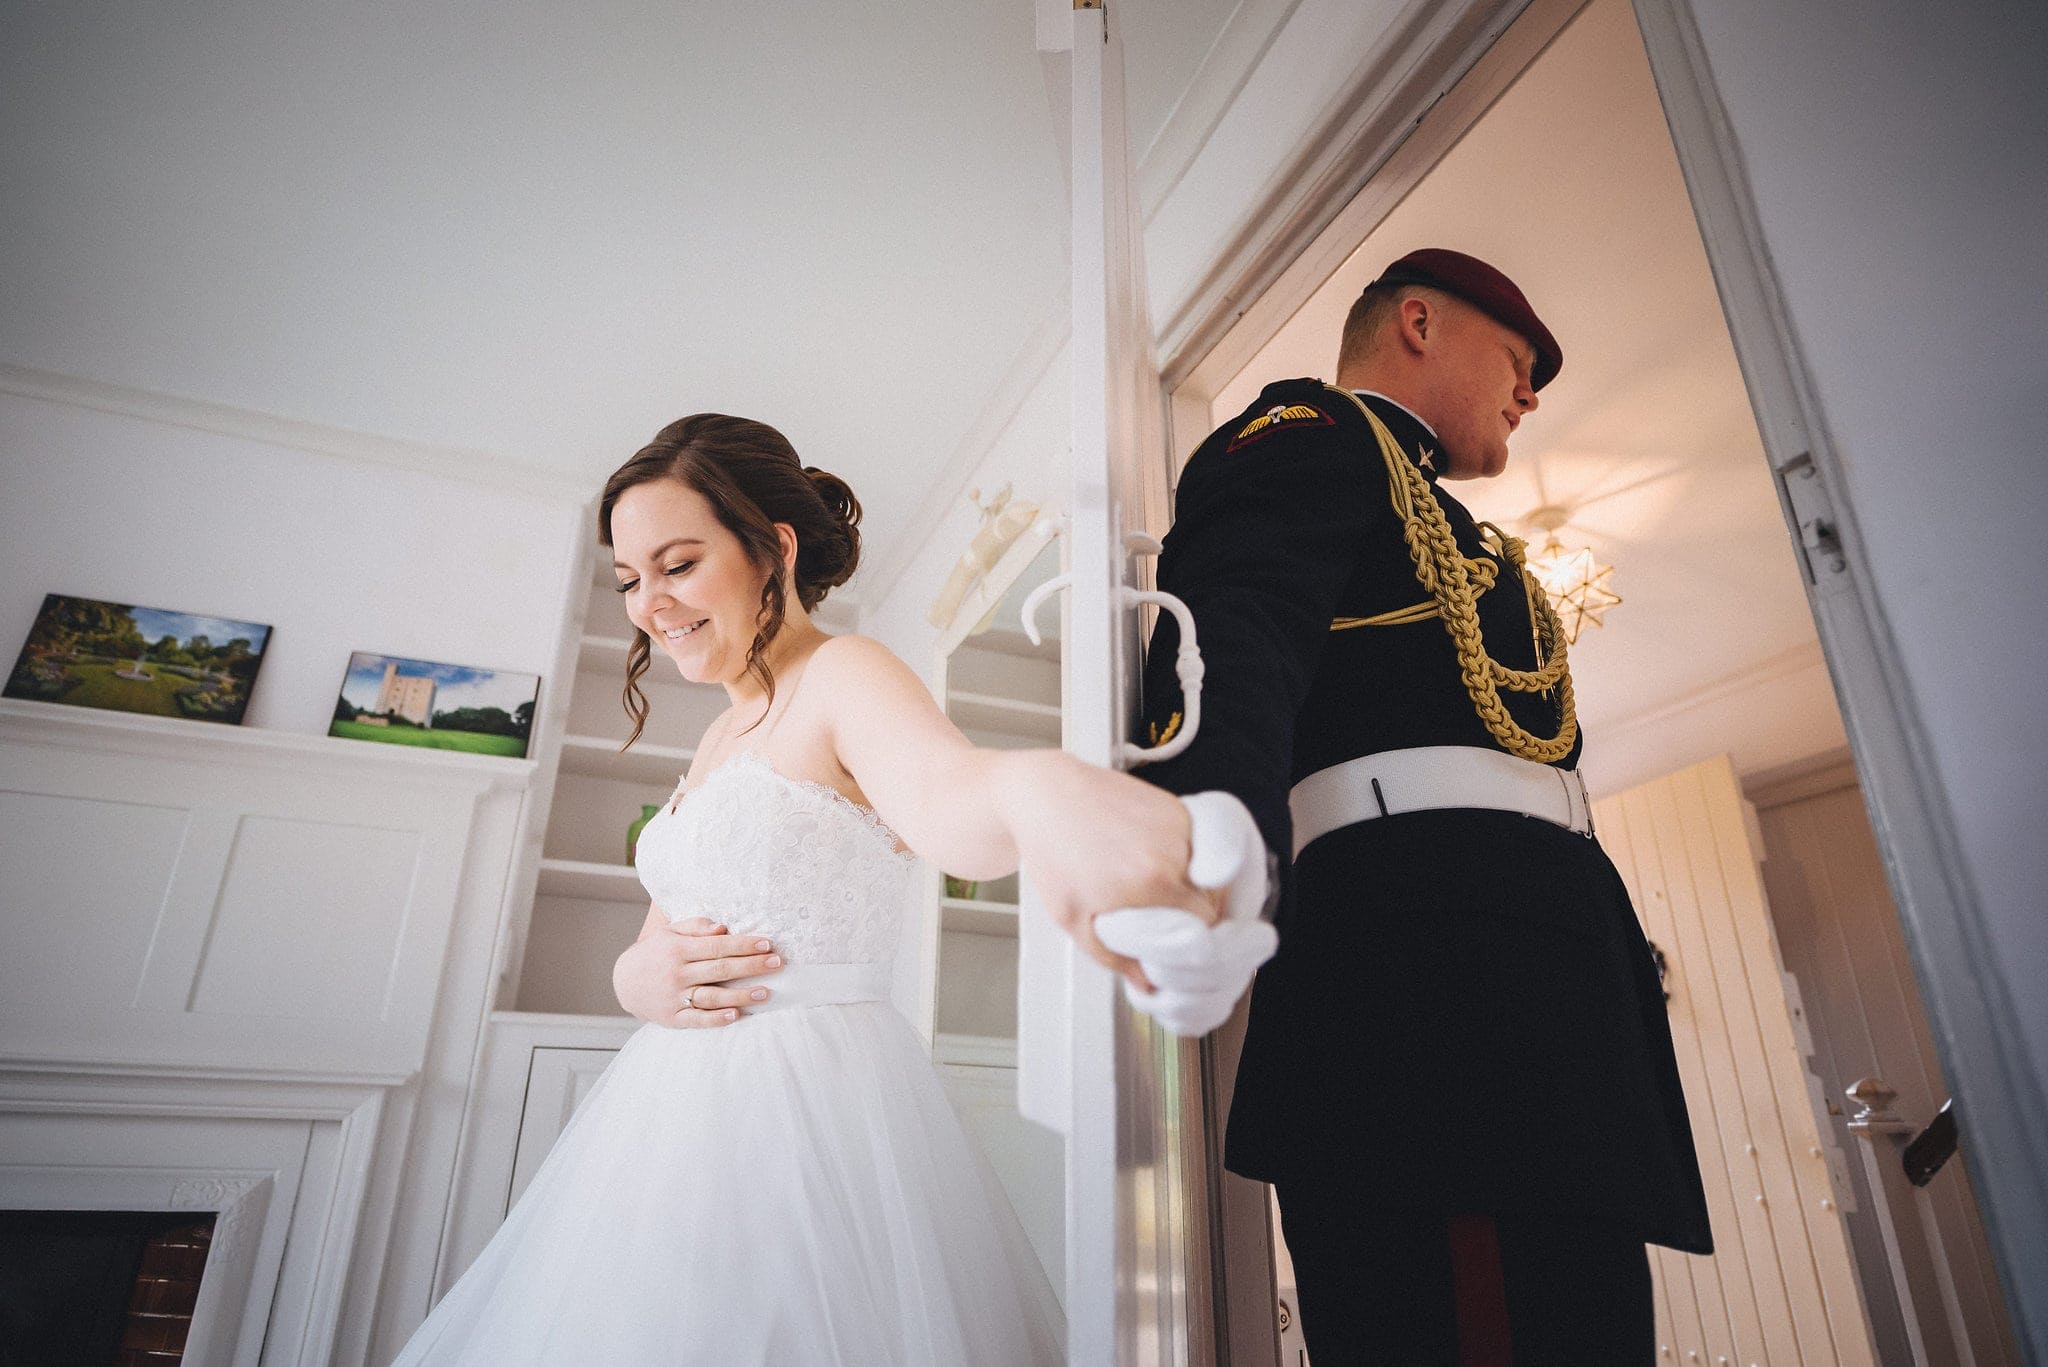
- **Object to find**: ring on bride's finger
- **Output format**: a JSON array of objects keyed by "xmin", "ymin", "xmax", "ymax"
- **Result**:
[{"xmin": 681, "ymin": 988, "xmax": 698, "ymax": 1010}]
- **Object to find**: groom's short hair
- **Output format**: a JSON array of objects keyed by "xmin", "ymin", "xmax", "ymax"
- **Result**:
[{"xmin": 1337, "ymin": 278, "xmax": 1455, "ymax": 376}]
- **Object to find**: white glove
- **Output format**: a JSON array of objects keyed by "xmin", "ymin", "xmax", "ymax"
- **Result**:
[{"xmin": 1094, "ymin": 791, "xmax": 1278, "ymax": 1037}]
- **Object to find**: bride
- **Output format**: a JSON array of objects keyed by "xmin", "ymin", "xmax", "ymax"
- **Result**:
[{"xmin": 390, "ymin": 413, "xmax": 1215, "ymax": 1365}]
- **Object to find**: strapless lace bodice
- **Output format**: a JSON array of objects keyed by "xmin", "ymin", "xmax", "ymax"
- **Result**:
[{"xmin": 633, "ymin": 749, "xmax": 919, "ymax": 966}]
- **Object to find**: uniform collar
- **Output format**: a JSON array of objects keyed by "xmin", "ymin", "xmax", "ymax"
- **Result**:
[{"xmin": 1351, "ymin": 390, "xmax": 1444, "ymax": 480}]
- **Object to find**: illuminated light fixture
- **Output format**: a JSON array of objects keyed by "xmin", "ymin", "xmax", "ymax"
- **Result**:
[{"xmin": 1523, "ymin": 504, "xmax": 1621, "ymax": 644}]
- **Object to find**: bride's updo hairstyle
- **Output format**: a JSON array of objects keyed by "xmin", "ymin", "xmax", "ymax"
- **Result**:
[{"xmin": 599, "ymin": 413, "xmax": 862, "ymax": 746}]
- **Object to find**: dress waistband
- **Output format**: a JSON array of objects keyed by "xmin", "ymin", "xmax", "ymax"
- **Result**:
[{"xmin": 748, "ymin": 961, "xmax": 894, "ymax": 1015}]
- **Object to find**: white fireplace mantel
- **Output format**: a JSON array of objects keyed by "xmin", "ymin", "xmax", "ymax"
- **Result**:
[
  {"xmin": 0, "ymin": 695, "xmax": 535, "ymax": 787},
  {"xmin": 0, "ymin": 696, "xmax": 537, "ymax": 1365},
  {"xmin": 0, "ymin": 697, "xmax": 532, "ymax": 1080}
]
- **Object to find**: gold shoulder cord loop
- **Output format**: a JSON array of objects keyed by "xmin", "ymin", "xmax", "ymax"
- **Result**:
[
  {"xmin": 1324, "ymin": 385, "xmax": 1578, "ymax": 762},
  {"xmin": 1331, "ymin": 556, "xmax": 1502, "ymax": 630}
]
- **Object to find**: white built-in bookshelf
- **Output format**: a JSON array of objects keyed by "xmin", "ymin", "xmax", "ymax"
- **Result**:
[
  {"xmin": 506, "ymin": 552, "xmax": 729, "ymax": 1015},
  {"xmin": 928, "ymin": 565, "xmax": 1061, "ymax": 1044},
  {"xmin": 924, "ymin": 536, "xmax": 1066, "ymax": 1288}
]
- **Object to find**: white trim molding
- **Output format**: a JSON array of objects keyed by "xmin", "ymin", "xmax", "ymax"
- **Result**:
[
  {"xmin": 0, "ymin": 361, "xmax": 591, "ymax": 503},
  {"xmin": 1134, "ymin": 0, "xmax": 1307, "ymax": 221},
  {"xmin": 0, "ymin": 1066, "xmax": 391, "ymax": 1367},
  {"xmin": 0, "ymin": 695, "xmax": 535, "ymax": 790}
]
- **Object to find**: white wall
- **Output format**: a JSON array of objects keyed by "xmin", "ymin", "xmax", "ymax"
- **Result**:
[
  {"xmin": 1675, "ymin": 0, "xmax": 2048, "ymax": 1095},
  {"xmin": 0, "ymin": 1, "xmax": 1069, "ymax": 567},
  {"xmin": 863, "ymin": 340, "xmax": 1072, "ymax": 666},
  {"xmin": 0, "ymin": 378, "xmax": 586, "ymax": 734},
  {"xmin": 1, "ymin": 373, "xmax": 593, "ymax": 1363}
]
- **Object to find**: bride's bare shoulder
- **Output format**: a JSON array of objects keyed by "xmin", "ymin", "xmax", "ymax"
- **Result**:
[
  {"xmin": 803, "ymin": 635, "xmax": 936, "ymax": 727},
  {"xmin": 806, "ymin": 632, "xmax": 915, "ymax": 684}
]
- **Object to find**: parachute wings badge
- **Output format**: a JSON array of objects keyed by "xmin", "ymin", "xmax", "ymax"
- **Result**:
[{"xmin": 1227, "ymin": 402, "xmax": 1334, "ymax": 451}]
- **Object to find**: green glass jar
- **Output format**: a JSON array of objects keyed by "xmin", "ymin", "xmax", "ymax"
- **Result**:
[{"xmin": 626, "ymin": 803, "xmax": 662, "ymax": 865}]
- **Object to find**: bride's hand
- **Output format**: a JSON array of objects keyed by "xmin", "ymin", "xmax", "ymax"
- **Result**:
[
  {"xmin": 995, "ymin": 752, "xmax": 1225, "ymax": 992},
  {"xmin": 612, "ymin": 914, "xmax": 786, "ymax": 1028}
]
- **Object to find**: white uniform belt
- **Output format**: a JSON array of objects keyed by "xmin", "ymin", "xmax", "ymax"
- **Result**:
[
  {"xmin": 1289, "ymin": 744, "xmax": 1593, "ymax": 858},
  {"xmin": 745, "ymin": 960, "xmax": 893, "ymax": 1016}
]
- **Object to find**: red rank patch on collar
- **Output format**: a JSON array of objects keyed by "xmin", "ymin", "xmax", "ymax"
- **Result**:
[{"xmin": 1227, "ymin": 402, "xmax": 1335, "ymax": 451}]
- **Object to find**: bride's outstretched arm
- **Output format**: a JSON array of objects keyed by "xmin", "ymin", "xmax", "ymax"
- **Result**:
[{"xmin": 808, "ymin": 634, "xmax": 1217, "ymax": 986}]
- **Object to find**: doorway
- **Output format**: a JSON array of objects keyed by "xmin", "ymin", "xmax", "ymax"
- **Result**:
[{"xmin": 1160, "ymin": 0, "xmax": 2020, "ymax": 1360}]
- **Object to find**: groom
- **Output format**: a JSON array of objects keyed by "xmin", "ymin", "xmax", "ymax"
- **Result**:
[{"xmin": 1133, "ymin": 250, "xmax": 1712, "ymax": 1362}]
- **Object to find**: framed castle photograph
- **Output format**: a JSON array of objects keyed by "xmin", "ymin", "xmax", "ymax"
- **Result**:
[
  {"xmin": 4, "ymin": 592, "xmax": 271, "ymax": 725},
  {"xmin": 330, "ymin": 652, "xmax": 539, "ymax": 758}
]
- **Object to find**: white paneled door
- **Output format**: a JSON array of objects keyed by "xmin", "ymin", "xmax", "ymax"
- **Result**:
[
  {"xmin": 1595, "ymin": 754, "xmax": 1878, "ymax": 1366},
  {"xmin": 1024, "ymin": 3, "xmax": 1208, "ymax": 1363}
]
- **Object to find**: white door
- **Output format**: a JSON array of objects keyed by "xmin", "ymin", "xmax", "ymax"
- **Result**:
[
  {"xmin": 1595, "ymin": 754, "xmax": 1878, "ymax": 1366},
  {"xmin": 1024, "ymin": 3, "xmax": 1210, "ymax": 1363},
  {"xmin": 1750, "ymin": 762, "xmax": 2022, "ymax": 1366}
]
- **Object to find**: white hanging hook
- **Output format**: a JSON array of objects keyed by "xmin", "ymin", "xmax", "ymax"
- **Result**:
[
  {"xmin": 1016, "ymin": 562, "xmax": 1204, "ymax": 766},
  {"xmin": 1019, "ymin": 573, "xmax": 1073, "ymax": 648},
  {"xmin": 1122, "ymin": 586, "xmax": 1202, "ymax": 766}
]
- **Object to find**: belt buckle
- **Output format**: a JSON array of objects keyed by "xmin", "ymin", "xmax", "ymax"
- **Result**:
[{"xmin": 1553, "ymin": 765, "xmax": 1595, "ymax": 838}]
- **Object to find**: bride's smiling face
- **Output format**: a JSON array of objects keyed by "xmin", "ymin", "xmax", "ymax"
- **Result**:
[{"xmin": 610, "ymin": 478, "xmax": 791, "ymax": 686}]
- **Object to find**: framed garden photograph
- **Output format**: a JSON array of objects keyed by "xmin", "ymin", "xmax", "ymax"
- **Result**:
[
  {"xmin": 4, "ymin": 593, "xmax": 271, "ymax": 725},
  {"xmin": 330, "ymin": 652, "xmax": 539, "ymax": 758}
]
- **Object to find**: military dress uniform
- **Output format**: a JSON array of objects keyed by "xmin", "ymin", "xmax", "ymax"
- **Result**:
[{"xmin": 1137, "ymin": 377, "xmax": 1713, "ymax": 1364}]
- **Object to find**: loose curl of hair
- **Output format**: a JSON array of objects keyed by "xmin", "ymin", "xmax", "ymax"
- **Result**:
[{"xmin": 598, "ymin": 414, "xmax": 862, "ymax": 748}]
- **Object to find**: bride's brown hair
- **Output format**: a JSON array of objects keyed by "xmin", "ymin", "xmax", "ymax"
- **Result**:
[{"xmin": 599, "ymin": 414, "xmax": 862, "ymax": 748}]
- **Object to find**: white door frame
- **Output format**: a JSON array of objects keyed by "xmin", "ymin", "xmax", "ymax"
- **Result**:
[
  {"xmin": 1037, "ymin": 4, "xmax": 1213, "ymax": 1363},
  {"xmin": 1626, "ymin": 0, "xmax": 2044, "ymax": 1346},
  {"xmin": 1152, "ymin": 0, "xmax": 2044, "ymax": 1358}
]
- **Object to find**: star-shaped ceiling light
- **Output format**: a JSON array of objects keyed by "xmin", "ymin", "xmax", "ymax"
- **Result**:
[{"xmin": 1523, "ymin": 505, "xmax": 1622, "ymax": 644}]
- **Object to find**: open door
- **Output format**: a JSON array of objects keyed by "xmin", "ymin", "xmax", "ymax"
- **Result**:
[
  {"xmin": 1598, "ymin": 754, "xmax": 1878, "ymax": 1365},
  {"xmin": 1024, "ymin": 3, "xmax": 1212, "ymax": 1362}
]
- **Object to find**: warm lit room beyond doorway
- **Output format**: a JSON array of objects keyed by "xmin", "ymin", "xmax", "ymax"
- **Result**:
[{"xmin": 1176, "ymin": 1, "xmax": 2021, "ymax": 1361}]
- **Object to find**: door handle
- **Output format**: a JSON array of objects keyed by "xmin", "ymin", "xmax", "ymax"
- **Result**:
[
  {"xmin": 1121, "ymin": 587, "xmax": 1202, "ymax": 765},
  {"xmin": 1019, "ymin": 575, "xmax": 1205, "ymax": 766}
]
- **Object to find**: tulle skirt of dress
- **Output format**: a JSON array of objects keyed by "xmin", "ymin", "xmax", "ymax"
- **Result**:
[{"xmin": 391, "ymin": 1002, "xmax": 1065, "ymax": 1366}]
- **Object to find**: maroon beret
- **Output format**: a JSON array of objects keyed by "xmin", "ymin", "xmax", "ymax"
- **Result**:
[{"xmin": 1365, "ymin": 248, "xmax": 1562, "ymax": 390}]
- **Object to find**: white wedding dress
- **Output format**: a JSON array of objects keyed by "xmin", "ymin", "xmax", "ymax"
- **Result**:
[{"xmin": 391, "ymin": 749, "xmax": 1065, "ymax": 1366}]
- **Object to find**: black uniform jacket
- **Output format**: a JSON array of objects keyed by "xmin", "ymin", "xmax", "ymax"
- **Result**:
[{"xmin": 1138, "ymin": 379, "xmax": 1713, "ymax": 1253}]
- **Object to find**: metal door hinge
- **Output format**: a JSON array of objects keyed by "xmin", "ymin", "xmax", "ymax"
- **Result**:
[{"xmin": 1775, "ymin": 452, "xmax": 1847, "ymax": 582}]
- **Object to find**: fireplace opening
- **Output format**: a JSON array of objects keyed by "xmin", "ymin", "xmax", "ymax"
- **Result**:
[{"xmin": 0, "ymin": 1210, "xmax": 218, "ymax": 1366}]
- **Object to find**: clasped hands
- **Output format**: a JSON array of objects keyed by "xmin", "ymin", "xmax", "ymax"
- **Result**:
[
  {"xmin": 615, "ymin": 775, "xmax": 1275, "ymax": 1039},
  {"xmin": 1091, "ymin": 790, "xmax": 1277, "ymax": 1037}
]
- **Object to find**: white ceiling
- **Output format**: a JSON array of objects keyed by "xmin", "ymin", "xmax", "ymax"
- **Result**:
[
  {"xmin": 1212, "ymin": 0, "xmax": 1830, "ymax": 755},
  {"xmin": 1, "ymin": 0, "xmax": 1247, "ymax": 590},
  {"xmin": 2, "ymin": 0, "xmax": 1841, "ymax": 773}
]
